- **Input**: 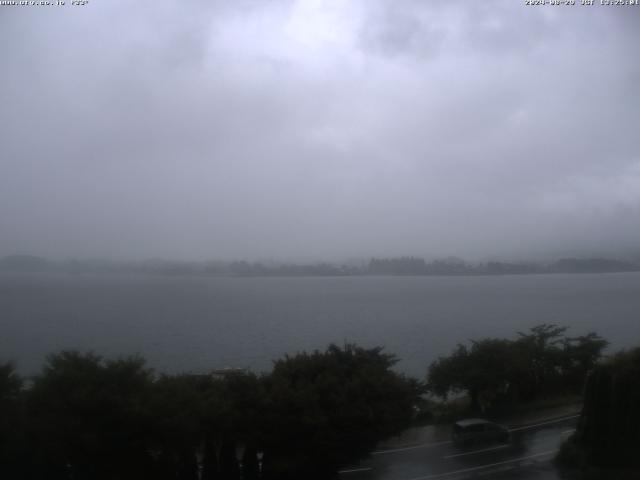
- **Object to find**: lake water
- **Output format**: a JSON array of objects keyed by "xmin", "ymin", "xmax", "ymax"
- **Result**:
[{"xmin": 1, "ymin": 272, "xmax": 639, "ymax": 378}]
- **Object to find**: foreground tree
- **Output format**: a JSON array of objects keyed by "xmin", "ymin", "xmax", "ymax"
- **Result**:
[
  {"xmin": 427, "ymin": 339, "xmax": 516, "ymax": 411},
  {"xmin": 5, "ymin": 344, "xmax": 423, "ymax": 479},
  {"xmin": 560, "ymin": 332, "xmax": 609, "ymax": 391},
  {"xmin": 514, "ymin": 324, "xmax": 568, "ymax": 399},
  {"xmin": 427, "ymin": 325, "xmax": 608, "ymax": 411},
  {"xmin": 559, "ymin": 347, "xmax": 640, "ymax": 471},
  {"xmin": 148, "ymin": 370, "xmax": 266, "ymax": 480},
  {"xmin": 262, "ymin": 344, "xmax": 423, "ymax": 479},
  {"xmin": 0, "ymin": 362, "xmax": 25, "ymax": 478},
  {"xmin": 26, "ymin": 351, "xmax": 155, "ymax": 480}
]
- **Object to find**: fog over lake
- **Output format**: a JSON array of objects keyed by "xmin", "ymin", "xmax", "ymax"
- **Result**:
[
  {"xmin": 2, "ymin": 272, "xmax": 639, "ymax": 378},
  {"xmin": 2, "ymin": 3, "xmax": 639, "ymax": 377},
  {"xmin": 2, "ymin": 3, "xmax": 640, "ymax": 262}
]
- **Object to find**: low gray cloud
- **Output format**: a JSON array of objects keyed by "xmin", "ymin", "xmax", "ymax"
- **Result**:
[{"xmin": 1, "ymin": 0, "xmax": 638, "ymax": 261}]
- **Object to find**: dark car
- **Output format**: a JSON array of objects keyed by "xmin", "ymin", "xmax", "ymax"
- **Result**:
[{"xmin": 452, "ymin": 418, "xmax": 510, "ymax": 446}]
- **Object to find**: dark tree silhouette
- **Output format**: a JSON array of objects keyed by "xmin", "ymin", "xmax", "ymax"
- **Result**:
[
  {"xmin": 0, "ymin": 362, "xmax": 25, "ymax": 478},
  {"xmin": 26, "ymin": 352, "xmax": 155, "ymax": 480},
  {"xmin": 428, "ymin": 325, "xmax": 608, "ymax": 411},
  {"xmin": 262, "ymin": 344, "xmax": 423, "ymax": 479},
  {"xmin": 560, "ymin": 347, "xmax": 640, "ymax": 469}
]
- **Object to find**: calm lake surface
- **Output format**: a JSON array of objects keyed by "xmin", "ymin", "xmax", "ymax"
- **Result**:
[{"xmin": 1, "ymin": 272, "xmax": 639, "ymax": 377}]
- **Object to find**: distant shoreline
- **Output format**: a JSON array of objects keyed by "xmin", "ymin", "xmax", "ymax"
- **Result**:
[{"xmin": 2, "ymin": 254, "xmax": 639, "ymax": 278}]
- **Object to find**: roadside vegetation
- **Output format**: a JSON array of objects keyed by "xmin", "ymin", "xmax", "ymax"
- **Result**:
[
  {"xmin": 0, "ymin": 325, "xmax": 621, "ymax": 479},
  {"xmin": 556, "ymin": 346, "xmax": 640, "ymax": 475},
  {"xmin": 426, "ymin": 324, "xmax": 607, "ymax": 415},
  {"xmin": 0, "ymin": 344, "xmax": 422, "ymax": 480}
]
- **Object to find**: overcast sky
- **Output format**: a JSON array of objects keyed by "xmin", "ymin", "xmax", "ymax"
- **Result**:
[{"xmin": 1, "ymin": 0, "xmax": 639, "ymax": 261}]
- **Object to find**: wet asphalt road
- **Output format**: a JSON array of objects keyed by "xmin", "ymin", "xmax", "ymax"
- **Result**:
[{"xmin": 339, "ymin": 415, "xmax": 579, "ymax": 480}]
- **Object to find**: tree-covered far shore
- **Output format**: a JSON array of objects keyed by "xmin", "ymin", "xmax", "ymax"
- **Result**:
[{"xmin": 2, "ymin": 254, "xmax": 639, "ymax": 277}]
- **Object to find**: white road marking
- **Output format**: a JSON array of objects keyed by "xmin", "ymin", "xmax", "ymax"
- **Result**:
[
  {"xmin": 338, "ymin": 467, "xmax": 373, "ymax": 474},
  {"xmin": 508, "ymin": 414, "xmax": 580, "ymax": 432},
  {"xmin": 371, "ymin": 440, "xmax": 452, "ymax": 455},
  {"xmin": 405, "ymin": 450, "xmax": 558, "ymax": 480},
  {"xmin": 443, "ymin": 444, "xmax": 509, "ymax": 459}
]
